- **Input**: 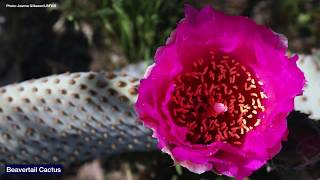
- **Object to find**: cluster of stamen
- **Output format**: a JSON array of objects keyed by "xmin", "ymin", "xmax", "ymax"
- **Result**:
[{"xmin": 168, "ymin": 51, "xmax": 267, "ymax": 145}]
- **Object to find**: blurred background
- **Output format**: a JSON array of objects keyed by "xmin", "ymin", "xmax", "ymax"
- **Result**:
[{"xmin": 0, "ymin": 0, "xmax": 319, "ymax": 179}]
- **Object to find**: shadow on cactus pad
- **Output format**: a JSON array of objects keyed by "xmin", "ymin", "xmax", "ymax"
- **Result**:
[{"xmin": 269, "ymin": 111, "xmax": 320, "ymax": 179}]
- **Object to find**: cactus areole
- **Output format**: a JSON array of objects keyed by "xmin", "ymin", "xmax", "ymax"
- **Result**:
[
  {"xmin": 135, "ymin": 5, "xmax": 305, "ymax": 180},
  {"xmin": 0, "ymin": 72, "xmax": 156, "ymax": 166},
  {"xmin": 295, "ymin": 55, "xmax": 320, "ymax": 120}
]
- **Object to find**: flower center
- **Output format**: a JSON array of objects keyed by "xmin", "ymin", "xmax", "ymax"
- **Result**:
[{"xmin": 168, "ymin": 51, "xmax": 267, "ymax": 145}]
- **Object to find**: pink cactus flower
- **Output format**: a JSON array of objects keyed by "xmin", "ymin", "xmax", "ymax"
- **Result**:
[{"xmin": 135, "ymin": 5, "xmax": 305, "ymax": 180}]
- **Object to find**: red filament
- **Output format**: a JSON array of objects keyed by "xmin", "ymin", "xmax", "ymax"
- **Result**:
[{"xmin": 168, "ymin": 51, "xmax": 267, "ymax": 145}]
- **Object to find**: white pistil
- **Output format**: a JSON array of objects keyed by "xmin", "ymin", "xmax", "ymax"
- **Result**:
[{"xmin": 213, "ymin": 103, "xmax": 228, "ymax": 114}]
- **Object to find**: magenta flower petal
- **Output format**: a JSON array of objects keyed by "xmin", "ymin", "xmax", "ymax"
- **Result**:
[{"xmin": 135, "ymin": 5, "xmax": 305, "ymax": 180}]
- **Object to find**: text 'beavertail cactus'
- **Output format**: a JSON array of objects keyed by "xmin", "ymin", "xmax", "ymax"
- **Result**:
[{"xmin": 135, "ymin": 5, "xmax": 305, "ymax": 180}]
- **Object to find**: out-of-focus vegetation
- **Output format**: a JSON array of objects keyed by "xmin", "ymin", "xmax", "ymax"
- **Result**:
[
  {"xmin": 57, "ymin": 0, "xmax": 320, "ymax": 62},
  {"xmin": 58, "ymin": 0, "xmax": 185, "ymax": 61},
  {"xmin": 0, "ymin": 0, "xmax": 319, "ymax": 76},
  {"xmin": 269, "ymin": 0, "xmax": 320, "ymax": 52}
]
